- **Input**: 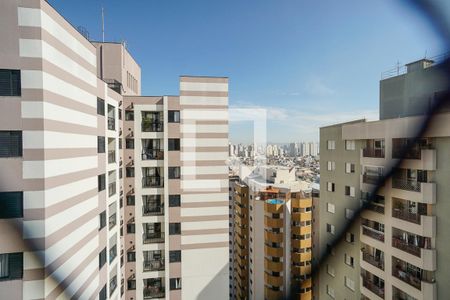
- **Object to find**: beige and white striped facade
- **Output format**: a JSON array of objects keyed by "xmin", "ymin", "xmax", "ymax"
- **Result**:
[{"xmin": 0, "ymin": 1, "xmax": 229, "ymax": 300}]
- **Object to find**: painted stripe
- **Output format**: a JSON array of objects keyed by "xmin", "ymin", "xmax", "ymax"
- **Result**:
[
  {"xmin": 181, "ymin": 242, "xmax": 228, "ymax": 250},
  {"xmin": 23, "ymin": 280, "xmax": 44, "ymax": 299},
  {"xmin": 181, "ymin": 179, "xmax": 228, "ymax": 191},
  {"xmin": 181, "ymin": 138, "xmax": 228, "ymax": 147},
  {"xmin": 23, "ymin": 131, "xmax": 96, "ymax": 149},
  {"xmin": 17, "ymin": 7, "xmax": 96, "ymax": 66},
  {"xmin": 180, "ymin": 81, "xmax": 228, "ymax": 92},
  {"xmin": 24, "ymin": 251, "xmax": 45, "ymax": 270},
  {"xmin": 19, "ymin": 39, "xmax": 97, "ymax": 86},
  {"xmin": 181, "ymin": 193, "xmax": 228, "ymax": 203},
  {"xmin": 181, "ymin": 152, "xmax": 228, "ymax": 161},
  {"xmin": 56, "ymin": 258, "xmax": 98, "ymax": 299},
  {"xmin": 181, "ymin": 124, "xmax": 228, "ymax": 133},
  {"xmin": 181, "ymin": 233, "xmax": 228, "ymax": 244},
  {"xmin": 182, "ymin": 109, "xmax": 228, "ymax": 120},
  {"xmin": 180, "ymin": 96, "xmax": 228, "ymax": 106},
  {"xmin": 23, "ymin": 156, "xmax": 98, "ymax": 179},
  {"xmin": 181, "ymin": 201, "xmax": 228, "ymax": 208},
  {"xmin": 182, "ymin": 229, "xmax": 229, "ymax": 235},
  {"xmin": 21, "ymin": 70, "xmax": 97, "ymax": 108},
  {"xmin": 22, "ymin": 101, "xmax": 97, "ymax": 127},
  {"xmin": 77, "ymin": 273, "xmax": 99, "ymax": 300},
  {"xmin": 181, "ymin": 206, "xmax": 228, "ymax": 217},
  {"xmin": 182, "ymin": 166, "xmax": 228, "ymax": 175},
  {"xmin": 181, "ymin": 220, "xmax": 229, "ymax": 230}
]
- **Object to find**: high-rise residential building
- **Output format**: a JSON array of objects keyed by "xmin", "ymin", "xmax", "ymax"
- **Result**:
[
  {"xmin": 0, "ymin": 1, "xmax": 229, "ymax": 299},
  {"xmin": 316, "ymin": 57, "xmax": 450, "ymax": 300},
  {"xmin": 229, "ymin": 166, "xmax": 314, "ymax": 300}
]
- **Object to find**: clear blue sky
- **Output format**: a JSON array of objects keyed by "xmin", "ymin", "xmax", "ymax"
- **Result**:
[{"xmin": 49, "ymin": 0, "xmax": 445, "ymax": 143}]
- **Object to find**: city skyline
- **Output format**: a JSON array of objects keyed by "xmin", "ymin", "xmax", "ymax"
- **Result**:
[{"xmin": 48, "ymin": 0, "xmax": 445, "ymax": 143}]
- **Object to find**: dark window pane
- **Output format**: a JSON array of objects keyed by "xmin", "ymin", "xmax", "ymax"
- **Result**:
[
  {"xmin": 97, "ymin": 98, "xmax": 105, "ymax": 116},
  {"xmin": 126, "ymin": 196, "xmax": 135, "ymax": 206},
  {"xmin": 0, "ymin": 192, "xmax": 23, "ymax": 218},
  {"xmin": 169, "ymin": 250, "xmax": 181, "ymax": 263},
  {"xmin": 0, "ymin": 69, "xmax": 21, "ymax": 96},
  {"xmin": 97, "ymin": 136, "xmax": 105, "ymax": 153},
  {"xmin": 99, "ymin": 285, "xmax": 107, "ymax": 300},
  {"xmin": 99, "ymin": 211, "xmax": 106, "ymax": 230},
  {"xmin": 168, "ymin": 167, "xmax": 180, "ymax": 179},
  {"xmin": 126, "ymin": 139, "xmax": 134, "ymax": 149},
  {"xmin": 168, "ymin": 111, "xmax": 180, "ymax": 123},
  {"xmin": 0, "ymin": 253, "xmax": 23, "ymax": 280},
  {"xmin": 169, "ymin": 195, "xmax": 181, "ymax": 207},
  {"xmin": 126, "ymin": 167, "xmax": 135, "ymax": 177},
  {"xmin": 99, "ymin": 248, "xmax": 107, "ymax": 269},
  {"xmin": 98, "ymin": 174, "xmax": 106, "ymax": 191},
  {"xmin": 127, "ymin": 251, "xmax": 136, "ymax": 262},
  {"xmin": 168, "ymin": 139, "xmax": 180, "ymax": 151},
  {"xmin": 169, "ymin": 223, "xmax": 181, "ymax": 235},
  {"xmin": 170, "ymin": 278, "xmax": 181, "ymax": 290},
  {"xmin": 125, "ymin": 110, "xmax": 134, "ymax": 121},
  {"xmin": 0, "ymin": 131, "xmax": 22, "ymax": 157},
  {"xmin": 127, "ymin": 223, "xmax": 135, "ymax": 233}
]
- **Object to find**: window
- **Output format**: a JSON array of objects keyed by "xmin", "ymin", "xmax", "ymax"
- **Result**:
[
  {"xmin": 168, "ymin": 138, "xmax": 180, "ymax": 151},
  {"xmin": 127, "ymin": 279, "xmax": 136, "ymax": 290},
  {"xmin": 326, "ymin": 203, "xmax": 335, "ymax": 214},
  {"xmin": 345, "ymin": 208, "xmax": 354, "ymax": 219},
  {"xmin": 345, "ymin": 232, "xmax": 355, "ymax": 243},
  {"xmin": 169, "ymin": 250, "xmax": 181, "ymax": 263},
  {"xmin": 0, "ymin": 69, "xmax": 21, "ymax": 96},
  {"xmin": 344, "ymin": 254, "xmax": 354, "ymax": 267},
  {"xmin": 344, "ymin": 276, "xmax": 355, "ymax": 291},
  {"xmin": 0, "ymin": 192, "xmax": 23, "ymax": 219},
  {"xmin": 97, "ymin": 136, "xmax": 105, "ymax": 153},
  {"xmin": 168, "ymin": 167, "xmax": 180, "ymax": 179},
  {"xmin": 125, "ymin": 110, "xmax": 134, "ymax": 121},
  {"xmin": 127, "ymin": 251, "xmax": 136, "ymax": 262},
  {"xmin": 327, "ymin": 161, "xmax": 335, "ymax": 171},
  {"xmin": 98, "ymin": 174, "xmax": 106, "ymax": 191},
  {"xmin": 99, "ymin": 285, "xmax": 107, "ymax": 300},
  {"xmin": 0, "ymin": 131, "xmax": 22, "ymax": 157},
  {"xmin": 0, "ymin": 253, "xmax": 23, "ymax": 280},
  {"xmin": 97, "ymin": 98, "xmax": 105, "ymax": 115},
  {"xmin": 327, "ymin": 140, "xmax": 335, "ymax": 150},
  {"xmin": 99, "ymin": 248, "xmax": 107, "ymax": 269},
  {"xmin": 326, "ymin": 285, "xmax": 335, "ymax": 298},
  {"xmin": 169, "ymin": 195, "xmax": 181, "ymax": 207},
  {"xmin": 125, "ymin": 139, "xmax": 134, "ymax": 149},
  {"xmin": 99, "ymin": 211, "xmax": 106, "ymax": 230},
  {"xmin": 327, "ymin": 264, "xmax": 335, "ymax": 277},
  {"xmin": 168, "ymin": 111, "xmax": 180, "ymax": 123},
  {"xmin": 170, "ymin": 278, "xmax": 182, "ymax": 290},
  {"xmin": 345, "ymin": 140, "xmax": 356, "ymax": 150},
  {"xmin": 127, "ymin": 223, "xmax": 135, "ymax": 234},
  {"xmin": 327, "ymin": 182, "xmax": 335, "ymax": 192},
  {"xmin": 169, "ymin": 223, "xmax": 181, "ymax": 235},
  {"xmin": 345, "ymin": 162, "xmax": 355, "ymax": 173},
  {"xmin": 118, "ymin": 109, "xmax": 122, "ymax": 120},
  {"xmin": 126, "ymin": 167, "xmax": 134, "ymax": 178},
  {"xmin": 126, "ymin": 196, "xmax": 135, "ymax": 206},
  {"xmin": 345, "ymin": 186, "xmax": 355, "ymax": 197},
  {"xmin": 326, "ymin": 223, "xmax": 335, "ymax": 235}
]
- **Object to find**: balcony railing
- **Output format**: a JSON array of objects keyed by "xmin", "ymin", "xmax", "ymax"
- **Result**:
[
  {"xmin": 362, "ymin": 250, "xmax": 384, "ymax": 270},
  {"xmin": 142, "ymin": 120, "xmax": 163, "ymax": 132},
  {"xmin": 143, "ymin": 206, "xmax": 164, "ymax": 216},
  {"xmin": 109, "ymin": 213, "xmax": 117, "ymax": 229},
  {"xmin": 143, "ymin": 286, "xmax": 165, "ymax": 299},
  {"xmin": 143, "ymin": 233, "xmax": 164, "ymax": 244},
  {"xmin": 392, "ymin": 237, "xmax": 421, "ymax": 257},
  {"xmin": 108, "ymin": 150, "xmax": 116, "ymax": 164},
  {"xmin": 392, "ymin": 209, "xmax": 421, "ymax": 224},
  {"xmin": 392, "ymin": 268, "xmax": 421, "ymax": 290},
  {"xmin": 141, "ymin": 149, "xmax": 164, "ymax": 160},
  {"xmin": 392, "ymin": 179, "xmax": 421, "ymax": 192},
  {"xmin": 363, "ymin": 148, "xmax": 385, "ymax": 158},
  {"xmin": 143, "ymin": 259, "xmax": 165, "ymax": 272},
  {"xmin": 363, "ymin": 174, "xmax": 382, "ymax": 185},
  {"xmin": 108, "ymin": 182, "xmax": 116, "ymax": 197},
  {"xmin": 362, "ymin": 226, "xmax": 385, "ymax": 242},
  {"xmin": 362, "ymin": 277, "xmax": 385, "ymax": 298},
  {"xmin": 142, "ymin": 176, "xmax": 163, "ymax": 188},
  {"xmin": 362, "ymin": 200, "xmax": 385, "ymax": 214},
  {"xmin": 108, "ymin": 117, "xmax": 115, "ymax": 131}
]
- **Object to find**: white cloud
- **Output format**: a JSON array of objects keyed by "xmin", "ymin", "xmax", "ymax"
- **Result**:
[{"xmin": 304, "ymin": 77, "xmax": 335, "ymax": 97}]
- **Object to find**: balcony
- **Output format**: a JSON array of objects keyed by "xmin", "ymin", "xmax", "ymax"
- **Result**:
[
  {"xmin": 362, "ymin": 200, "xmax": 385, "ymax": 214},
  {"xmin": 392, "ymin": 237, "xmax": 421, "ymax": 257},
  {"xmin": 108, "ymin": 117, "xmax": 115, "ymax": 131},
  {"xmin": 264, "ymin": 272, "xmax": 283, "ymax": 286},
  {"xmin": 143, "ymin": 233, "xmax": 164, "ymax": 244},
  {"xmin": 362, "ymin": 226, "xmax": 384, "ymax": 242},
  {"xmin": 363, "ymin": 147, "xmax": 385, "ymax": 158},
  {"xmin": 142, "ymin": 176, "xmax": 163, "ymax": 188},
  {"xmin": 143, "ymin": 286, "xmax": 165, "ymax": 299},
  {"xmin": 265, "ymin": 230, "xmax": 283, "ymax": 243},
  {"xmin": 264, "ymin": 244, "xmax": 283, "ymax": 257},
  {"xmin": 108, "ymin": 150, "xmax": 116, "ymax": 164},
  {"xmin": 362, "ymin": 174, "xmax": 382, "ymax": 185},
  {"xmin": 141, "ymin": 149, "xmax": 164, "ymax": 160},
  {"xmin": 264, "ymin": 215, "xmax": 283, "ymax": 228},
  {"xmin": 264, "ymin": 258, "xmax": 283, "ymax": 272},
  {"xmin": 108, "ymin": 182, "xmax": 116, "ymax": 197},
  {"xmin": 361, "ymin": 249, "xmax": 384, "ymax": 270},
  {"xmin": 392, "ymin": 179, "xmax": 422, "ymax": 192},
  {"xmin": 361, "ymin": 276, "xmax": 384, "ymax": 299},
  {"xmin": 264, "ymin": 286, "xmax": 283, "ymax": 300},
  {"xmin": 142, "ymin": 120, "xmax": 163, "ymax": 132},
  {"xmin": 392, "ymin": 208, "xmax": 422, "ymax": 224},
  {"xmin": 104, "ymin": 78, "xmax": 123, "ymax": 94},
  {"xmin": 143, "ymin": 259, "xmax": 165, "ymax": 272},
  {"xmin": 143, "ymin": 205, "xmax": 164, "ymax": 216},
  {"xmin": 109, "ymin": 213, "xmax": 117, "ymax": 229}
]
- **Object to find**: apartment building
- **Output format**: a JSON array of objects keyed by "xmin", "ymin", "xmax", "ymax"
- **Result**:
[
  {"xmin": 229, "ymin": 167, "xmax": 314, "ymax": 300},
  {"xmin": 317, "ymin": 57, "xmax": 450, "ymax": 300},
  {"xmin": 0, "ymin": 0, "xmax": 229, "ymax": 299}
]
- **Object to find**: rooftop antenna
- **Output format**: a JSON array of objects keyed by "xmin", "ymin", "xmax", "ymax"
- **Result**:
[
  {"xmin": 101, "ymin": 6, "xmax": 105, "ymax": 42},
  {"xmin": 396, "ymin": 60, "xmax": 400, "ymax": 75}
]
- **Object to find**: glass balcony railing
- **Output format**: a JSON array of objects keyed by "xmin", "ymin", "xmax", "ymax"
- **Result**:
[
  {"xmin": 392, "ymin": 209, "xmax": 421, "ymax": 224},
  {"xmin": 392, "ymin": 237, "xmax": 421, "ymax": 257},
  {"xmin": 392, "ymin": 179, "xmax": 421, "ymax": 192},
  {"xmin": 361, "ymin": 276, "xmax": 385, "ymax": 299},
  {"xmin": 362, "ymin": 226, "xmax": 385, "ymax": 242},
  {"xmin": 143, "ymin": 259, "xmax": 165, "ymax": 272},
  {"xmin": 141, "ymin": 120, "xmax": 163, "ymax": 132},
  {"xmin": 141, "ymin": 149, "xmax": 164, "ymax": 160},
  {"xmin": 108, "ymin": 150, "xmax": 116, "ymax": 164},
  {"xmin": 361, "ymin": 250, "xmax": 384, "ymax": 270},
  {"xmin": 143, "ymin": 286, "xmax": 165, "ymax": 299},
  {"xmin": 108, "ymin": 117, "xmax": 115, "ymax": 131},
  {"xmin": 143, "ymin": 206, "xmax": 164, "ymax": 216},
  {"xmin": 142, "ymin": 176, "xmax": 163, "ymax": 188},
  {"xmin": 143, "ymin": 233, "xmax": 164, "ymax": 244},
  {"xmin": 363, "ymin": 174, "xmax": 383, "ymax": 185},
  {"xmin": 363, "ymin": 147, "xmax": 385, "ymax": 158}
]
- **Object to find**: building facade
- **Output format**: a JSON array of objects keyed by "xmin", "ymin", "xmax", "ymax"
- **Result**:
[
  {"xmin": 317, "ymin": 58, "xmax": 450, "ymax": 299},
  {"xmin": 0, "ymin": 0, "xmax": 229, "ymax": 299}
]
